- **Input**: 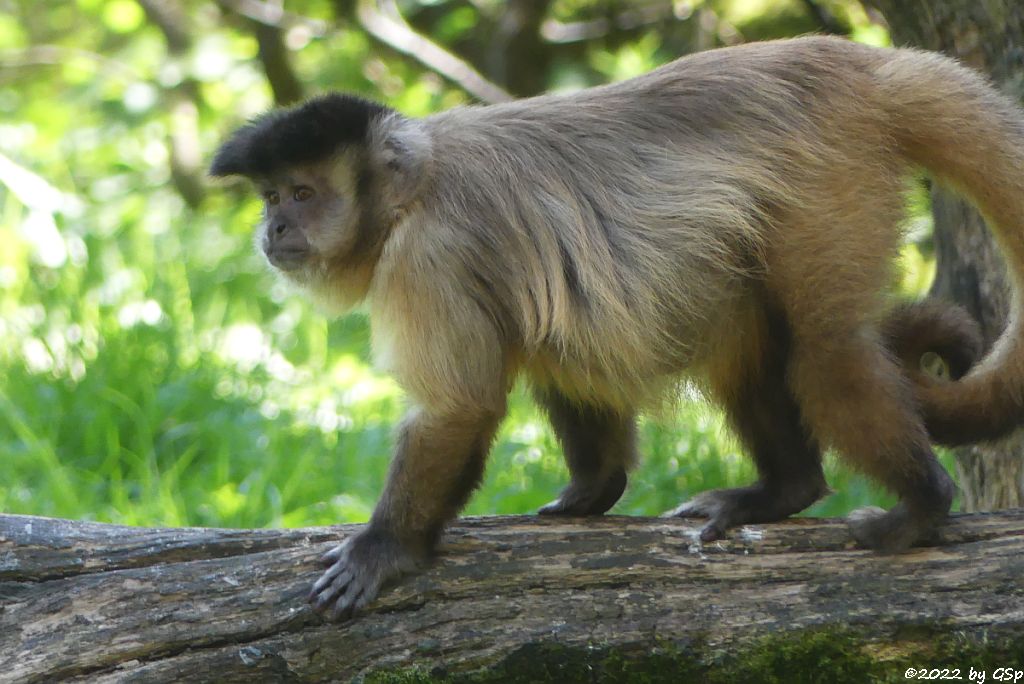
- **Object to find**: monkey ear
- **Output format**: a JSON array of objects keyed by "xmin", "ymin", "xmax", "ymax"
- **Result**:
[{"xmin": 369, "ymin": 114, "xmax": 433, "ymax": 208}]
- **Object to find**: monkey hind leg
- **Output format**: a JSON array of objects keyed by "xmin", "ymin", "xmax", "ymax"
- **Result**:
[
  {"xmin": 665, "ymin": 306, "xmax": 829, "ymax": 541},
  {"xmin": 789, "ymin": 333, "xmax": 955, "ymax": 551},
  {"xmin": 534, "ymin": 387, "xmax": 636, "ymax": 516}
]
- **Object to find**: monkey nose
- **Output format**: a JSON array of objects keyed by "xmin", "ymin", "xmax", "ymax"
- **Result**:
[{"xmin": 268, "ymin": 222, "xmax": 289, "ymax": 244}]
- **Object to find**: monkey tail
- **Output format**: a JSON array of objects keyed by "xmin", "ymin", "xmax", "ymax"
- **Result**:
[
  {"xmin": 883, "ymin": 299, "xmax": 984, "ymax": 384},
  {"xmin": 875, "ymin": 49, "xmax": 1024, "ymax": 445}
]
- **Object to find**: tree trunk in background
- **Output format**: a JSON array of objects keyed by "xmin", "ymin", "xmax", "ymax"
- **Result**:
[{"xmin": 869, "ymin": 0, "xmax": 1024, "ymax": 510}]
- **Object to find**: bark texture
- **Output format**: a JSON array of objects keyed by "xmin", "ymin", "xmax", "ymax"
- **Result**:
[
  {"xmin": 870, "ymin": 0, "xmax": 1024, "ymax": 510},
  {"xmin": 2, "ymin": 512, "xmax": 1024, "ymax": 682}
]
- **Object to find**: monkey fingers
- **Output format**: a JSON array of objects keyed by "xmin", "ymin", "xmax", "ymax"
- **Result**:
[
  {"xmin": 308, "ymin": 531, "xmax": 420, "ymax": 621},
  {"xmin": 308, "ymin": 541, "xmax": 376, "ymax": 621}
]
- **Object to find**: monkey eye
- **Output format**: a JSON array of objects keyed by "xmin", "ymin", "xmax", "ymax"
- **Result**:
[
  {"xmin": 264, "ymin": 190, "xmax": 280, "ymax": 206},
  {"xmin": 294, "ymin": 186, "xmax": 315, "ymax": 202}
]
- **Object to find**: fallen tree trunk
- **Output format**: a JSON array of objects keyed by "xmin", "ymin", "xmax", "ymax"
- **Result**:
[{"xmin": 2, "ymin": 512, "xmax": 1023, "ymax": 683}]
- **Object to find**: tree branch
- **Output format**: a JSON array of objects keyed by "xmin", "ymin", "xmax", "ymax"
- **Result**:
[
  {"xmin": 355, "ymin": 0, "xmax": 512, "ymax": 104},
  {"xmin": 213, "ymin": 0, "xmax": 311, "ymax": 106},
  {"xmin": 799, "ymin": 0, "xmax": 852, "ymax": 35},
  {"xmin": 217, "ymin": 0, "xmax": 328, "ymax": 35},
  {"xmin": 541, "ymin": 1, "xmax": 678, "ymax": 43},
  {"xmin": 0, "ymin": 45, "xmax": 139, "ymax": 81},
  {"xmin": 136, "ymin": 0, "xmax": 192, "ymax": 53},
  {"xmin": 135, "ymin": 0, "xmax": 205, "ymax": 208},
  {"xmin": 253, "ymin": 21, "xmax": 304, "ymax": 105}
]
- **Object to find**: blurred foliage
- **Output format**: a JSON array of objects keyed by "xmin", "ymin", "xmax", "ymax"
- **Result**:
[{"xmin": 0, "ymin": 0, "xmax": 944, "ymax": 529}]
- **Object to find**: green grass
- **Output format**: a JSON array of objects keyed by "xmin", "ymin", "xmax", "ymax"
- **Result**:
[
  {"xmin": 0, "ymin": 284, "xmax": 912, "ymax": 529},
  {"xmin": 0, "ymin": 185, "xmax": 936, "ymax": 529}
]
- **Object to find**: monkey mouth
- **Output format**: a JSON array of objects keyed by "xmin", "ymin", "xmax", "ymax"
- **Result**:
[{"xmin": 266, "ymin": 248, "xmax": 310, "ymax": 271}]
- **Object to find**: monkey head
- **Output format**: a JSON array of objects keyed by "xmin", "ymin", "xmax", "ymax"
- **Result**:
[{"xmin": 210, "ymin": 94, "xmax": 433, "ymax": 308}]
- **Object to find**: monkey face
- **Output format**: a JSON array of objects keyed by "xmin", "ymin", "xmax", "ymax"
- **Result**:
[
  {"xmin": 254, "ymin": 156, "xmax": 362, "ymax": 277},
  {"xmin": 259, "ymin": 183, "xmax": 315, "ymax": 271}
]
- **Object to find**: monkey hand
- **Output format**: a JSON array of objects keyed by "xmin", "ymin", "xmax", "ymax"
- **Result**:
[{"xmin": 308, "ymin": 529, "xmax": 422, "ymax": 621}]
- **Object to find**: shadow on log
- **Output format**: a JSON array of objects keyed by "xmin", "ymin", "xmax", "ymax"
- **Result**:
[{"xmin": 2, "ymin": 512, "xmax": 1024, "ymax": 682}]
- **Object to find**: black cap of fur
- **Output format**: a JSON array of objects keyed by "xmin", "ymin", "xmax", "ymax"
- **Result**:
[{"xmin": 210, "ymin": 93, "xmax": 391, "ymax": 177}]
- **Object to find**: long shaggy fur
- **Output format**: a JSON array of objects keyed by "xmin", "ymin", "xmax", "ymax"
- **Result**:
[
  {"xmin": 212, "ymin": 36, "xmax": 1024, "ymax": 619},
  {"xmin": 369, "ymin": 39, "xmax": 1022, "ymax": 428}
]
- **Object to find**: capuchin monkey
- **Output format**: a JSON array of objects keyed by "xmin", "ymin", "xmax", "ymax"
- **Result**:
[{"xmin": 211, "ymin": 36, "xmax": 1024, "ymax": 621}]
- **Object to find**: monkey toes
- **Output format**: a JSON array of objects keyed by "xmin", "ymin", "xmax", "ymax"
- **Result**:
[
  {"xmin": 538, "ymin": 468, "xmax": 627, "ymax": 516},
  {"xmin": 308, "ymin": 531, "xmax": 420, "ymax": 621},
  {"xmin": 847, "ymin": 463, "xmax": 953, "ymax": 551},
  {"xmin": 662, "ymin": 489, "xmax": 744, "ymax": 542},
  {"xmin": 846, "ymin": 504, "xmax": 944, "ymax": 552},
  {"xmin": 664, "ymin": 481, "xmax": 828, "ymax": 542}
]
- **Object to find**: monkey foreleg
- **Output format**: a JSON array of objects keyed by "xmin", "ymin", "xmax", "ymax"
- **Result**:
[{"xmin": 309, "ymin": 406, "xmax": 502, "ymax": 620}]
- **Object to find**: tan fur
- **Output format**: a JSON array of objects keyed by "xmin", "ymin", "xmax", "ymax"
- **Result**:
[
  {"xmin": 364, "ymin": 39, "xmax": 1021, "ymax": 440},
  {"xmin": 215, "ymin": 36, "xmax": 1024, "ymax": 618}
]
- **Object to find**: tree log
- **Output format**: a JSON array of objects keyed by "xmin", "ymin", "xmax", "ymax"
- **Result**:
[{"xmin": 2, "ymin": 512, "xmax": 1024, "ymax": 682}]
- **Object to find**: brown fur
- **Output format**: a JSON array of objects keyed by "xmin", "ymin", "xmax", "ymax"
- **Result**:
[
  {"xmin": 883, "ymin": 300, "xmax": 984, "ymax": 382},
  {"xmin": 212, "ymin": 36, "xmax": 1024, "ymax": 619}
]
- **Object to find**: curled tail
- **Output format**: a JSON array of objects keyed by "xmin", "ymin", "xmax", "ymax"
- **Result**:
[
  {"xmin": 876, "ymin": 49, "xmax": 1024, "ymax": 445},
  {"xmin": 883, "ymin": 299, "xmax": 984, "ymax": 383}
]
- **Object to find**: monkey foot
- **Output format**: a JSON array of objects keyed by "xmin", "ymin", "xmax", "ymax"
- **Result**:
[
  {"xmin": 308, "ymin": 530, "xmax": 420, "ymax": 621},
  {"xmin": 538, "ymin": 468, "xmax": 627, "ymax": 516},
  {"xmin": 663, "ymin": 481, "xmax": 828, "ymax": 542},
  {"xmin": 847, "ymin": 504, "xmax": 943, "ymax": 552},
  {"xmin": 662, "ymin": 489, "xmax": 745, "ymax": 542}
]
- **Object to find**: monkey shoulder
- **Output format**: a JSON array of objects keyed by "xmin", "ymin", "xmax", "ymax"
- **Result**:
[{"xmin": 368, "ymin": 225, "xmax": 508, "ymax": 413}]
